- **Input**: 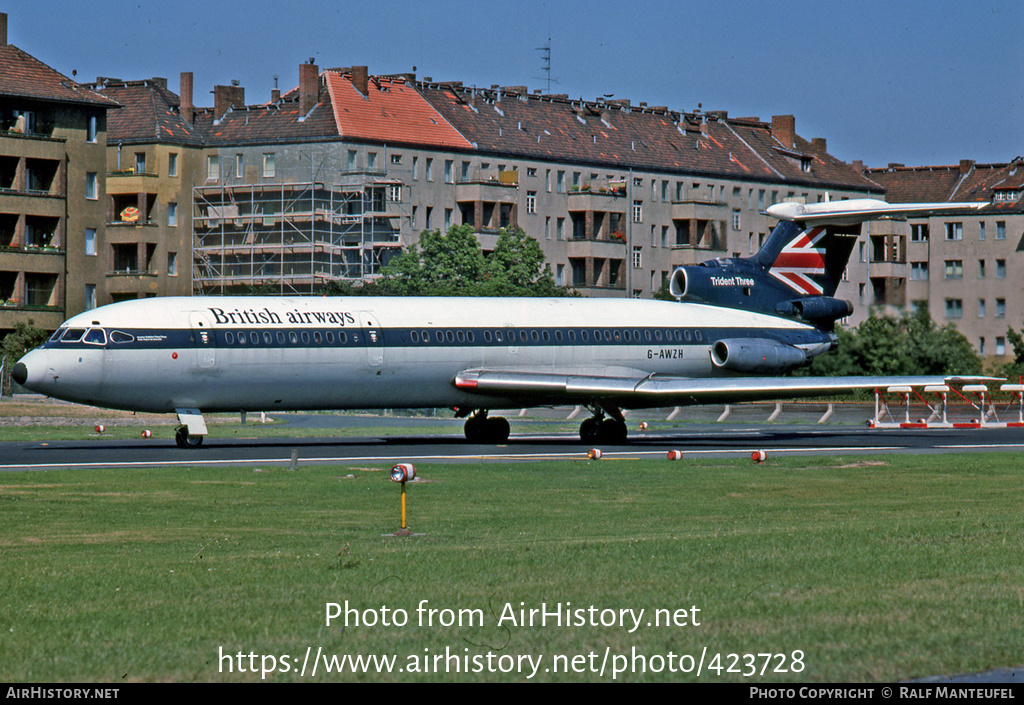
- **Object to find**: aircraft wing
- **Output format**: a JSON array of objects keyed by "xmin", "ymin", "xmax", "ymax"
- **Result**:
[
  {"xmin": 766, "ymin": 199, "xmax": 988, "ymax": 226},
  {"xmin": 453, "ymin": 368, "xmax": 999, "ymax": 407}
]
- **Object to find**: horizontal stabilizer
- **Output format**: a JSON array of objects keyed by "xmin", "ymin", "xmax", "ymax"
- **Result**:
[{"xmin": 766, "ymin": 199, "xmax": 988, "ymax": 226}]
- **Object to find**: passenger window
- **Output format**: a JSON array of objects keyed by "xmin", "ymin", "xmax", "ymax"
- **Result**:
[
  {"xmin": 250, "ymin": 332, "xmax": 259, "ymax": 345},
  {"xmin": 289, "ymin": 331, "xmax": 298, "ymax": 344},
  {"xmin": 264, "ymin": 332, "xmax": 273, "ymax": 345}
]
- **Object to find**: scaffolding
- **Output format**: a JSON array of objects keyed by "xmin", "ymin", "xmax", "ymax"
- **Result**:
[{"xmin": 192, "ymin": 172, "xmax": 408, "ymax": 295}]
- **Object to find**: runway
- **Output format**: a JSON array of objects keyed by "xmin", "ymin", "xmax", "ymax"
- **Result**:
[{"xmin": 3, "ymin": 421, "xmax": 1023, "ymax": 471}]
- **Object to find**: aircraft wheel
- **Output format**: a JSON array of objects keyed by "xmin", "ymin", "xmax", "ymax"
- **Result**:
[
  {"xmin": 598, "ymin": 418, "xmax": 628, "ymax": 445},
  {"xmin": 579, "ymin": 417, "xmax": 601, "ymax": 442},
  {"xmin": 485, "ymin": 416, "xmax": 510, "ymax": 443},
  {"xmin": 175, "ymin": 426, "xmax": 204, "ymax": 449},
  {"xmin": 464, "ymin": 415, "xmax": 487, "ymax": 442}
]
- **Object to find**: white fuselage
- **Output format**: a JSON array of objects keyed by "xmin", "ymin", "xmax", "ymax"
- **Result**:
[{"xmin": 16, "ymin": 296, "xmax": 830, "ymax": 413}]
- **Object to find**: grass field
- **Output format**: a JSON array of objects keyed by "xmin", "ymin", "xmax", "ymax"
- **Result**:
[{"xmin": 1, "ymin": 453, "xmax": 1022, "ymax": 683}]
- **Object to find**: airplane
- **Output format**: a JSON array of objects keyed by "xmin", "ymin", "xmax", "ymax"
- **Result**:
[{"xmin": 12, "ymin": 199, "xmax": 990, "ymax": 449}]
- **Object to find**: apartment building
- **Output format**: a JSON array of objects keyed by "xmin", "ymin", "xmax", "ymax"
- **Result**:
[
  {"xmin": 0, "ymin": 13, "xmax": 117, "ymax": 337},
  {"xmin": 173, "ymin": 63, "xmax": 880, "ymax": 297},
  {"xmin": 846, "ymin": 159, "xmax": 1024, "ymax": 361},
  {"xmin": 87, "ymin": 77, "xmax": 201, "ymax": 300}
]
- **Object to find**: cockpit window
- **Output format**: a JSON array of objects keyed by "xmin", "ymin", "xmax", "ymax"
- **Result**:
[
  {"xmin": 110, "ymin": 330, "xmax": 135, "ymax": 344},
  {"xmin": 60, "ymin": 328, "xmax": 86, "ymax": 343},
  {"xmin": 49, "ymin": 328, "xmax": 63, "ymax": 343},
  {"xmin": 83, "ymin": 328, "xmax": 107, "ymax": 345}
]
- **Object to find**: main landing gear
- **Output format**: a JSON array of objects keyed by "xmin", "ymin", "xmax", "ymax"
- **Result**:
[
  {"xmin": 578, "ymin": 405, "xmax": 628, "ymax": 444},
  {"xmin": 458, "ymin": 409, "xmax": 511, "ymax": 443}
]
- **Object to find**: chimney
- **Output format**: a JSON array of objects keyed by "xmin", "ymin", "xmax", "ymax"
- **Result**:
[
  {"xmin": 213, "ymin": 84, "xmax": 245, "ymax": 121},
  {"xmin": 0, "ymin": 13, "xmax": 7, "ymax": 46},
  {"xmin": 960, "ymin": 159, "xmax": 975, "ymax": 175},
  {"xmin": 771, "ymin": 115, "xmax": 796, "ymax": 150},
  {"xmin": 810, "ymin": 137, "xmax": 827, "ymax": 154},
  {"xmin": 180, "ymin": 72, "xmax": 194, "ymax": 124},
  {"xmin": 299, "ymin": 61, "xmax": 319, "ymax": 115},
  {"xmin": 351, "ymin": 65, "xmax": 369, "ymax": 96}
]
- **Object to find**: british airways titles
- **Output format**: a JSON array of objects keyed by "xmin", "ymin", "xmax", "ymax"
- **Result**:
[{"xmin": 208, "ymin": 306, "xmax": 357, "ymax": 327}]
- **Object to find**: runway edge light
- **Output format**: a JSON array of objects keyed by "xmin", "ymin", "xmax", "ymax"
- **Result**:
[{"xmin": 386, "ymin": 463, "xmax": 423, "ymax": 538}]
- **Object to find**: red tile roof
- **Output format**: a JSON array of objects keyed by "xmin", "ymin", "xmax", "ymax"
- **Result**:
[
  {"xmin": 0, "ymin": 43, "xmax": 118, "ymax": 107},
  {"xmin": 324, "ymin": 72, "xmax": 471, "ymax": 149},
  {"xmin": 416, "ymin": 84, "xmax": 877, "ymax": 191},
  {"xmin": 89, "ymin": 80, "xmax": 202, "ymax": 144},
  {"xmin": 865, "ymin": 159, "xmax": 1024, "ymax": 214}
]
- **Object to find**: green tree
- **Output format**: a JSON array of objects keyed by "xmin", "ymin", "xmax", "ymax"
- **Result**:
[
  {"xmin": 2, "ymin": 319, "xmax": 49, "ymax": 396},
  {"xmin": 997, "ymin": 327, "xmax": 1024, "ymax": 383},
  {"xmin": 803, "ymin": 308, "xmax": 982, "ymax": 377},
  {"xmin": 379, "ymin": 224, "xmax": 569, "ymax": 297}
]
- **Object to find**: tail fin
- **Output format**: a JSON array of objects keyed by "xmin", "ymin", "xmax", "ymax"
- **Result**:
[{"xmin": 753, "ymin": 221, "xmax": 860, "ymax": 298}]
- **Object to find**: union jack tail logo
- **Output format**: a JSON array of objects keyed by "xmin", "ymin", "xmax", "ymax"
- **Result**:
[{"xmin": 769, "ymin": 227, "xmax": 827, "ymax": 295}]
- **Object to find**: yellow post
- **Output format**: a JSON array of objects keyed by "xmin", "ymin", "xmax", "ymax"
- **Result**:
[{"xmin": 400, "ymin": 481, "xmax": 407, "ymax": 530}]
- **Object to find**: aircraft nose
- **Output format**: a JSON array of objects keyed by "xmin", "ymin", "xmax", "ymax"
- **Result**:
[{"xmin": 12, "ymin": 362, "xmax": 28, "ymax": 386}]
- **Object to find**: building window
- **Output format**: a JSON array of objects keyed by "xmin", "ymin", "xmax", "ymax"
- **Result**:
[
  {"xmin": 206, "ymin": 155, "xmax": 219, "ymax": 181},
  {"xmin": 426, "ymin": 158, "xmax": 433, "ymax": 181},
  {"xmin": 557, "ymin": 217, "xmax": 564, "ymax": 240},
  {"xmin": 732, "ymin": 209, "xmax": 741, "ymax": 230},
  {"xmin": 632, "ymin": 246, "xmax": 642, "ymax": 268},
  {"xmin": 545, "ymin": 216, "xmax": 550, "ymax": 240},
  {"xmin": 945, "ymin": 222, "xmax": 963, "ymax": 241},
  {"xmin": 85, "ymin": 172, "xmax": 97, "ymax": 199},
  {"xmin": 168, "ymin": 202, "xmax": 178, "ymax": 227},
  {"xmin": 367, "ymin": 152, "xmax": 377, "ymax": 171},
  {"xmin": 391, "ymin": 154, "xmax": 402, "ymax": 165},
  {"xmin": 412, "ymin": 156, "xmax": 419, "ymax": 180},
  {"xmin": 632, "ymin": 200, "xmax": 642, "ymax": 223},
  {"xmin": 85, "ymin": 228, "xmax": 96, "ymax": 256},
  {"xmin": 444, "ymin": 208, "xmax": 452, "ymax": 230},
  {"xmin": 263, "ymin": 153, "xmax": 276, "ymax": 178},
  {"xmin": 87, "ymin": 115, "xmax": 97, "ymax": 143},
  {"xmin": 997, "ymin": 298, "xmax": 1006, "ymax": 318},
  {"xmin": 910, "ymin": 262, "xmax": 928, "ymax": 280},
  {"xmin": 979, "ymin": 337, "xmax": 986, "ymax": 355},
  {"xmin": 910, "ymin": 223, "xmax": 929, "ymax": 242},
  {"xmin": 168, "ymin": 252, "xmax": 177, "ymax": 276},
  {"xmin": 168, "ymin": 152, "xmax": 178, "ymax": 177},
  {"xmin": 996, "ymin": 222, "xmax": 1006, "ymax": 240},
  {"xmin": 979, "ymin": 259, "xmax": 986, "ymax": 278},
  {"xmin": 978, "ymin": 299, "xmax": 986, "ymax": 317},
  {"xmin": 526, "ymin": 191, "xmax": 537, "ymax": 214},
  {"xmin": 556, "ymin": 263, "xmax": 564, "ymax": 286},
  {"xmin": 979, "ymin": 222, "xmax": 986, "ymax": 240},
  {"xmin": 997, "ymin": 337, "xmax": 1006, "ymax": 355},
  {"xmin": 134, "ymin": 152, "xmax": 146, "ymax": 174},
  {"xmin": 85, "ymin": 283, "xmax": 96, "ymax": 310},
  {"xmin": 546, "ymin": 170, "xmax": 551, "ymax": 192},
  {"xmin": 944, "ymin": 260, "xmax": 963, "ymax": 279},
  {"xmin": 388, "ymin": 185, "xmax": 402, "ymax": 203},
  {"xmin": 556, "ymin": 170, "xmax": 565, "ymax": 193},
  {"xmin": 997, "ymin": 259, "xmax": 1007, "ymax": 278},
  {"xmin": 234, "ymin": 154, "xmax": 243, "ymax": 178},
  {"xmin": 347, "ymin": 150, "xmax": 357, "ymax": 172},
  {"xmin": 425, "ymin": 206, "xmax": 432, "ymax": 229},
  {"xmin": 945, "ymin": 299, "xmax": 963, "ymax": 319}
]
